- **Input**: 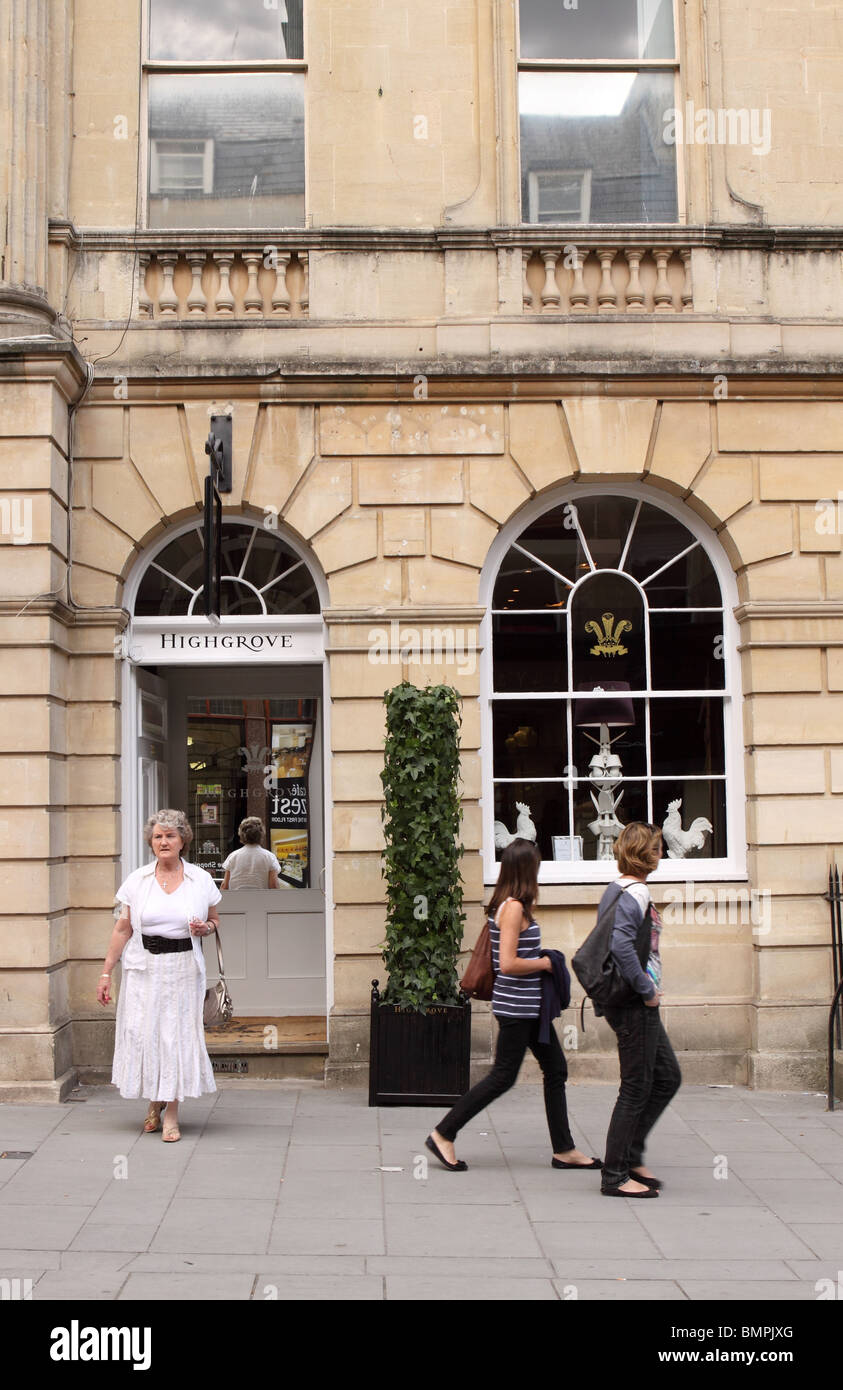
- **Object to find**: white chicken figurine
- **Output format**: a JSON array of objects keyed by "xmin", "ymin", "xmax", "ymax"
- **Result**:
[
  {"xmin": 661, "ymin": 799, "xmax": 712, "ymax": 858},
  {"xmin": 494, "ymin": 801, "xmax": 537, "ymax": 850}
]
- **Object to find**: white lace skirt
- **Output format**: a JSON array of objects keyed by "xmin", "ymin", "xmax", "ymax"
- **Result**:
[{"xmin": 111, "ymin": 950, "xmax": 217, "ymax": 1102}]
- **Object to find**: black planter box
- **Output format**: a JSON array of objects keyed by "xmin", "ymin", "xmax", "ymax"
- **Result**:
[{"xmin": 368, "ymin": 981, "xmax": 471, "ymax": 1107}]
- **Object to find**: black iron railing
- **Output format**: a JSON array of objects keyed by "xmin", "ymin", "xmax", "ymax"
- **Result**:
[{"xmin": 827, "ymin": 866, "xmax": 843, "ymax": 1111}]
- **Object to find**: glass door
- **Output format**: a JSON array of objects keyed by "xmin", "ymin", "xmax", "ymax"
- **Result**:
[{"xmin": 163, "ymin": 666, "xmax": 325, "ymax": 1016}]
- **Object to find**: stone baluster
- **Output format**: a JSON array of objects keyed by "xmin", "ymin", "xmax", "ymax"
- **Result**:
[
  {"xmin": 539, "ymin": 249, "xmax": 561, "ymax": 311},
  {"xmin": 568, "ymin": 249, "xmax": 589, "ymax": 312},
  {"xmin": 596, "ymin": 248, "xmax": 618, "ymax": 312},
  {"xmin": 157, "ymin": 252, "xmax": 179, "ymax": 317},
  {"xmin": 137, "ymin": 252, "xmax": 153, "ymax": 318},
  {"xmin": 214, "ymin": 252, "xmax": 235, "ymax": 316},
  {"xmin": 623, "ymin": 248, "xmax": 645, "ymax": 313},
  {"xmin": 522, "ymin": 249, "xmax": 534, "ymax": 311},
  {"xmin": 653, "ymin": 247, "xmax": 674, "ymax": 312},
  {"xmin": 243, "ymin": 251, "xmax": 263, "ymax": 316},
  {"xmin": 186, "ymin": 251, "xmax": 208, "ymax": 317},
  {"xmin": 679, "ymin": 247, "xmax": 694, "ymax": 312},
  {"xmin": 298, "ymin": 252, "xmax": 309, "ymax": 315},
  {"xmin": 271, "ymin": 250, "xmax": 292, "ymax": 316}
]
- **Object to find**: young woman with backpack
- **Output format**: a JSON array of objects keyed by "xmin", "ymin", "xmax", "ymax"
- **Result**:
[
  {"xmin": 426, "ymin": 837, "xmax": 599, "ymax": 1173},
  {"xmin": 597, "ymin": 822, "xmax": 682, "ymax": 1198}
]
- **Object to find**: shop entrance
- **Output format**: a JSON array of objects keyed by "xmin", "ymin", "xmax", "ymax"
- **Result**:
[{"xmin": 133, "ymin": 663, "xmax": 325, "ymax": 1017}]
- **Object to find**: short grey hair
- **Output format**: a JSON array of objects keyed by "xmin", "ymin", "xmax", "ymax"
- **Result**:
[
  {"xmin": 144, "ymin": 809, "xmax": 193, "ymax": 851},
  {"xmin": 238, "ymin": 817, "xmax": 264, "ymax": 845}
]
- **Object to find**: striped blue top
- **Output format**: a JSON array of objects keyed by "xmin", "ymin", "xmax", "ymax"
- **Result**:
[{"xmin": 489, "ymin": 897, "xmax": 542, "ymax": 1019}]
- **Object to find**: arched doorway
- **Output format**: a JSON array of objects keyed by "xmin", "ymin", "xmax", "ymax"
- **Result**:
[{"xmin": 121, "ymin": 516, "xmax": 331, "ymax": 1039}]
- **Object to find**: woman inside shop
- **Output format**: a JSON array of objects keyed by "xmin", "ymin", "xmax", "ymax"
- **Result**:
[
  {"xmin": 598, "ymin": 822, "xmax": 682, "ymax": 1198},
  {"xmin": 220, "ymin": 816, "xmax": 281, "ymax": 890},
  {"xmin": 426, "ymin": 837, "xmax": 599, "ymax": 1173},
  {"xmin": 96, "ymin": 810, "xmax": 221, "ymax": 1142}
]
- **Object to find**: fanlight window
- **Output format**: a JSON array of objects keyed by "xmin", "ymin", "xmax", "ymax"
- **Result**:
[
  {"xmin": 490, "ymin": 496, "xmax": 729, "ymax": 868},
  {"xmin": 133, "ymin": 520, "xmax": 319, "ymax": 618}
]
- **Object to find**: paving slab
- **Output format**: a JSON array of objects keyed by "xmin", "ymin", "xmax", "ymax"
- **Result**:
[
  {"xmin": 69, "ymin": 1221, "xmax": 163, "ymax": 1253},
  {"xmin": 118, "ymin": 1272, "xmax": 256, "ymax": 1300},
  {"xmin": 150, "ymin": 1198, "xmax": 277, "ymax": 1254},
  {"xmin": 386, "ymin": 1275, "xmax": 558, "ymax": 1300},
  {"xmin": 276, "ymin": 1171, "xmax": 384, "ymax": 1220},
  {"xmin": 33, "ymin": 1271, "xmax": 132, "ymax": 1300},
  {"xmin": 633, "ymin": 1206, "xmax": 819, "ymax": 1260},
  {"xmin": 788, "ymin": 1224, "xmax": 843, "ymax": 1259},
  {"xmin": 679, "ymin": 1280, "xmax": 822, "ymax": 1300},
  {"xmin": 555, "ymin": 1279, "xmax": 686, "ymax": 1300},
  {"xmin": 385, "ymin": 1204, "xmax": 543, "ymax": 1258},
  {"xmin": 266, "ymin": 1217, "xmax": 385, "ymax": 1256},
  {"xmin": 252, "ymin": 1274, "xmax": 384, "ymax": 1299},
  {"xmin": 550, "ymin": 1258, "xmax": 799, "ymax": 1281},
  {"xmin": 534, "ymin": 1220, "xmax": 663, "ymax": 1260},
  {"xmin": 0, "ymin": 1204, "xmax": 92, "ymax": 1250}
]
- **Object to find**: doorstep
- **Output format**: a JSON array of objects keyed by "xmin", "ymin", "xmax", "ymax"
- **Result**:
[{"xmin": 204, "ymin": 1015, "xmax": 328, "ymax": 1081}]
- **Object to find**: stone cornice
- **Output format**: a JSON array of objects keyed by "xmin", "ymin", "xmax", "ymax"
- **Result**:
[
  {"xmin": 78, "ymin": 372, "xmax": 843, "ymax": 401},
  {"xmin": 0, "ymin": 337, "xmax": 90, "ymax": 399},
  {"xmin": 0, "ymin": 598, "xmax": 128, "ymax": 629},
  {"xmin": 47, "ymin": 219, "xmax": 843, "ymax": 255},
  {"xmin": 734, "ymin": 601, "xmax": 843, "ymax": 622}
]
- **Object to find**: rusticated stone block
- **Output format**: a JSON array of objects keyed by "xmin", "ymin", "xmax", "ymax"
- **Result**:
[{"xmin": 321, "ymin": 404, "xmax": 503, "ymax": 456}]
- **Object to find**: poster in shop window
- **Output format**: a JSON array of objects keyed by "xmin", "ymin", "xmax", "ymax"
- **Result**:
[{"xmin": 268, "ymin": 722, "xmax": 314, "ymax": 888}]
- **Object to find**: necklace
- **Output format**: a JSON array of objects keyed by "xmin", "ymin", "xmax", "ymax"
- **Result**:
[{"xmin": 156, "ymin": 862, "xmax": 183, "ymax": 894}]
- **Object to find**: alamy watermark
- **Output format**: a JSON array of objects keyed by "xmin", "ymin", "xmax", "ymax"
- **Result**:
[
  {"xmin": 663, "ymin": 102, "xmax": 772, "ymax": 157},
  {"xmin": 0, "ymin": 497, "xmax": 32, "ymax": 545},
  {"xmin": 367, "ymin": 619, "xmax": 478, "ymax": 676}
]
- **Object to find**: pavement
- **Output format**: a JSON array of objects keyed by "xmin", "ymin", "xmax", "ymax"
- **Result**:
[{"xmin": 1, "ymin": 1080, "xmax": 842, "ymax": 1302}]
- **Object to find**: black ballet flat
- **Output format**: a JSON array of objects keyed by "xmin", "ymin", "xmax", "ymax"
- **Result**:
[
  {"xmin": 601, "ymin": 1184, "xmax": 659, "ymax": 1198},
  {"xmin": 425, "ymin": 1134, "xmax": 468, "ymax": 1172},
  {"xmin": 551, "ymin": 1156, "xmax": 603, "ymax": 1170},
  {"xmin": 630, "ymin": 1171, "xmax": 663, "ymax": 1190}
]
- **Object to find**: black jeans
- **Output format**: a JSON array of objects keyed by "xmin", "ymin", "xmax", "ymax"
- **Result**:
[
  {"xmin": 435, "ymin": 1016, "xmax": 575, "ymax": 1153},
  {"xmin": 601, "ymin": 1001, "xmax": 682, "ymax": 1189}
]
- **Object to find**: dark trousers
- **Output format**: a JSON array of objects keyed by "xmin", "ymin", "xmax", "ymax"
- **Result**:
[
  {"xmin": 435, "ymin": 1015, "xmax": 575, "ymax": 1153},
  {"xmin": 601, "ymin": 1001, "xmax": 682, "ymax": 1189}
]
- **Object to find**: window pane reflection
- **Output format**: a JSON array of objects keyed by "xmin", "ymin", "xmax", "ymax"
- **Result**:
[
  {"xmin": 519, "ymin": 0, "xmax": 675, "ymax": 60},
  {"xmin": 494, "ymin": 781, "xmax": 570, "ymax": 864},
  {"xmin": 493, "ymin": 613, "xmax": 567, "ymax": 692},
  {"xmin": 150, "ymin": 0, "xmax": 304, "ymax": 61},
  {"xmin": 492, "ymin": 700, "xmax": 566, "ymax": 779},
  {"xmin": 148, "ymin": 73, "xmax": 304, "ymax": 228},
  {"xmin": 520, "ymin": 71, "xmax": 677, "ymax": 223},
  {"xmin": 654, "ymin": 779, "xmax": 726, "ymax": 859}
]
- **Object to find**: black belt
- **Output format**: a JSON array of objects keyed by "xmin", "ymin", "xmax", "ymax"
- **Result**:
[{"xmin": 142, "ymin": 934, "xmax": 193, "ymax": 955}]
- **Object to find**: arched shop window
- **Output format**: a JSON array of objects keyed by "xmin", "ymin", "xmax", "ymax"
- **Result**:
[
  {"xmin": 487, "ymin": 492, "xmax": 740, "ymax": 878},
  {"xmin": 133, "ymin": 518, "xmax": 320, "ymax": 617}
]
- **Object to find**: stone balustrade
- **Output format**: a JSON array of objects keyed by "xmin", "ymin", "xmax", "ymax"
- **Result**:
[
  {"xmin": 136, "ymin": 246, "xmax": 309, "ymax": 320},
  {"xmin": 520, "ymin": 243, "xmax": 693, "ymax": 314}
]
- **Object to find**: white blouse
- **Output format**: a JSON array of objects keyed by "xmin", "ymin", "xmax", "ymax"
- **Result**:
[{"xmin": 116, "ymin": 859, "xmax": 222, "ymax": 974}]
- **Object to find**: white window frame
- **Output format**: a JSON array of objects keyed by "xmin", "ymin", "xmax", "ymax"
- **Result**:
[
  {"xmin": 480, "ymin": 482, "xmax": 747, "ymax": 884},
  {"xmin": 140, "ymin": 0, "xmax": 308, "ymax": 229},
  {"xmin": 516, "ymin": 0, "xmax": 686, "ymax": 225},
  {"xmin": 528, "ymin": 168, "xmax": 592, "ymax": 223},
  {"xmin": 149, "ymin": 138, "xmax": 214, "ymax": 196}
]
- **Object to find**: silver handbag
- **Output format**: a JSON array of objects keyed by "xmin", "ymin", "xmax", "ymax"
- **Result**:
[{"xmin": 203, "ymin": 923, "xmax": 234, "ymax": 1027}]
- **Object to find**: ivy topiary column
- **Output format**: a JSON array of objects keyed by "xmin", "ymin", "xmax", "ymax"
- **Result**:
[{"xmin": 379, "ymin": 681, "xmax": 465, "ymax": 1011}]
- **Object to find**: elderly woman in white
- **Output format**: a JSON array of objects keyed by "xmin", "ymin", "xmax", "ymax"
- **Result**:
[{"xmin": 97, "ymin": 810, "xmax": 221, "ymax": 1142}]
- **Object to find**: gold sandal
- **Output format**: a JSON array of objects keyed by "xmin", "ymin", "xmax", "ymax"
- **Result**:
[
  {"xmin": 142, "ymin": 1102, "xmax": 163, "ymax": 1134},
  {"xmin": 162, "ymin": 1124, "xmax": 181, "ymax": 1143}
]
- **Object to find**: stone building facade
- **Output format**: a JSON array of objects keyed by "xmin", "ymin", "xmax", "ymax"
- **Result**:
[{"xmin": 1, "ymin": 0, "xmax": 841, "ymax": 1099}]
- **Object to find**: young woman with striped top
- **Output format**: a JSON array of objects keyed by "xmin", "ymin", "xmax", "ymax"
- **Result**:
[{"xmin": 427, "ymin": 838, "xmax": 600, "ymax": 1173}]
